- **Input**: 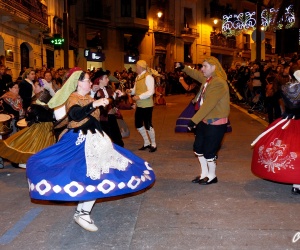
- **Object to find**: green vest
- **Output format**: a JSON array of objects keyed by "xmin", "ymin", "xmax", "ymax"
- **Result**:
[{"xmin": 135, "ymin": 72, "xmax": 153, "ymax": 108}]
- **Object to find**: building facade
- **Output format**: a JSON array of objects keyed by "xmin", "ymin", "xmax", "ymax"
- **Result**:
[
  {"xmin": 0, "ymin": 0, "xmax": 296, "ymax": 80},
  {"xmin": 0, "ymin": 0, "xmax": 78, "ymax": 80}
]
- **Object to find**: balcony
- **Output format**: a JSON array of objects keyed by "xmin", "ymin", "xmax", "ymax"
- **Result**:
[
  {"xmin": 210, "ymin": 32, "xmax": 236, "ymax": 49},
  {"xmin": 181, "ymin": 27, "xmax": 199, "ymax": 36},
  {"xmin": 0, "ymin": 0, "xmax": 49, "ymax": 32},
  {"xmin": 153, "ymin": 19, "xmax": 175, "ymax": 34},
  {"xmin": 180, "ymin": 25, "xmax": 199, "ymax": 40}
]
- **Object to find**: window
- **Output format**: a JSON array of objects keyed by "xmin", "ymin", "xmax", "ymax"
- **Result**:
[
  {"xmin": 87, "ymin": 0, "xmax": 103, "ymax": 18},
  {"xmin": 136, "ymin": 0, "xmax": 146, "ymax": 19},
  {"xmin": 121, "ymin": 0, "xmax": 131, "ymax": 17},
  {"xmin": 184, "ymin": 8, "xmax": 195, "ymax": 28}
]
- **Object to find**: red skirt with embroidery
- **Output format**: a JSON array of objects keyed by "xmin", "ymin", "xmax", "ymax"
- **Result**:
[{"xmin": 251, "ymin": 118, "xmax": 300, "ymax": 184}]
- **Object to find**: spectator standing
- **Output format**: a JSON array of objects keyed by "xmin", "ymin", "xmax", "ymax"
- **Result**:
[
  {"xmin": 19, "ymin": 68, "xmax": 35, "ymax": 112},
  {"xmin": 41, "ymin": 70, "xmax": 60, "ymax": 93},
  {"xmin": 55, "ymin": 68, "xmax": 64, "ymax": 87},
  {"xmin": 0, "ymin": 65, "xmax": 7, "ymax": 96}
]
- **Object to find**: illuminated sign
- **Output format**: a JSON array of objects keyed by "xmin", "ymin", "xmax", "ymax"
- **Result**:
[
  {"xmin": 124, "ymin": 55, "xmax": 139, "ymax": 64},
  {"xmin": 84, "ymin": 50, "xmax": 105, "ymax": 61},
  {"xmin": 51, "ymin": 38, "xmax": 64, "ymax": 45},
  {"xmin": 84, "ymin": 49, "xmax": 90, "ymax": 57},
  {"xmin": 222, "ymin": 5, "xmax": 295, "ymax": 37}
]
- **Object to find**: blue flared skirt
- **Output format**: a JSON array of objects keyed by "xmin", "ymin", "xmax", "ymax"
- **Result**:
[{"xmin": 26, "ymin": 130, "xmax": 155, "ymax": 201}]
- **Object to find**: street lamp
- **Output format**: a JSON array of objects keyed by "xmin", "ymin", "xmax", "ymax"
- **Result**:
[{"xmin": 157, "ymin": 11, "xmax": 163, "ymax": 18}]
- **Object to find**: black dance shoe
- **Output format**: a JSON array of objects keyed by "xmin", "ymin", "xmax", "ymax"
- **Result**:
[
  {"xmin": 292, "ymin": 187, "xmax": 300, "ymax": 195},
  {"xmin": 192, "ymin": 176, "xmax": 201, "ymax": 183},
  {"xmin": 149, "ymin": 146, "xmax": 157, "ymax": 152},
  {"xmin": 199, "ymin": 176, "xmax": 218, "ymax": 185},
  {"xmin": 139, "ymin": 145, "xmax": 151, "ymax": 150}
]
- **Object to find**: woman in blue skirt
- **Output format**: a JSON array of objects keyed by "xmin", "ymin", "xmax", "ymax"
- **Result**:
[{"xmin": 26, "ymin": 69, "xmax": 156, "ymax": 232}]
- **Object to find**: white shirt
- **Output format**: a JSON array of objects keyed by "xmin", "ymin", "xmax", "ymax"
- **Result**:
[{"xmin": 130, "ymin": 70, "xmax": 155, "ymax": 99}]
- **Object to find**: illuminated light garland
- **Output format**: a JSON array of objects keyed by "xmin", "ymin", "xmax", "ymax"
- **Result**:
[{"xmin": 221, "ymin": 5, "xmax": 295, "ymax": 37}]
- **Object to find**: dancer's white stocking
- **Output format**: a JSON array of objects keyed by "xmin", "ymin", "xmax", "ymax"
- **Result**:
[
  {"xmin": 207, "ymin": 158, "xmax": 217, "ymax": 181},
  {"xmin": 147, "ymin": 127, "xmax": 156, "ymax": 147},
  {"xmin": 137, "ymin": 126, "xmax": 150, "ymax": 146},
  {"xmin": 197, "ymin": 154, "xmax": 208, "ymax": 179}
]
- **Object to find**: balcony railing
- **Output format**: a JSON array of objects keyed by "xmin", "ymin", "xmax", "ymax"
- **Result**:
[
  {"xmin": 181, "ymin": 26, "xmax": 199, "ymax": 37},
  {"xmin": 153, "ymin": 20, "xmax": 175, "ymax": 34},
  {"xmin": 210, "ymin": 32, "xmax": 236, "ymax": 49},
  {"xmin": 0, "ymin": 0, "xmax": 48, "ymax": 27}
]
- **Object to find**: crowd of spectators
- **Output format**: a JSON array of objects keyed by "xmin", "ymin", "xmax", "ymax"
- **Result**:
[
  {"xmin": 227, "ymin": 55, "xmax": 300, "ymax": 123},
  {"xmin": 1, "ymin": 53, "xmax": 300, "ymax": 125}
]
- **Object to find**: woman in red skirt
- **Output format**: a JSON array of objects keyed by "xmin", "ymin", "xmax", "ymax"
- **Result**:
[{"xmin": 251, "ymin": 64, "xmax": 300, "ymax": 195}]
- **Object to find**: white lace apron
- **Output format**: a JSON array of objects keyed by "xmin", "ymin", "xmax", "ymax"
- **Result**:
[{"xmin": 76, "ymin": 130, "xmax": 132, "ymax": 180}]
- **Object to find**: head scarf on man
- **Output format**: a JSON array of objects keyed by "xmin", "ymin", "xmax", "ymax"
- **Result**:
[
  {"xmin": 48, "ymin": 70, "xmax": 83, "ymax": 109},
  {"xmin": 204, "ymin": 56, "xmax": 227, "ymax": 80},
  {"xmin": 136, "ymin": 60, "xmax": 161, "ymax": 77}
]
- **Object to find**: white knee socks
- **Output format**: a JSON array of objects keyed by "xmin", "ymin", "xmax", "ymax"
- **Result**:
[
  {"xmin": 147, "ymin": 127, "xmax": 156, "ymax": 148},
  {"xmin": 197, "ymin": 155, "xmax": 208, "ymax": 179},
  {"xmin": 137, "ymin": 126, "xmax": 150, "ymax": 146},
  {"xmin": 207, "ymin": 158, "xmax": 217, "ymax": 181}
]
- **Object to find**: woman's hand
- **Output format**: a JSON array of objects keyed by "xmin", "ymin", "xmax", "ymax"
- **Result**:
[
  {"xmin": 125, "ymin": 89, "xmax": 132, "ymax": 95},
  {"xmin": 93, "ymin": 98, "xmax": 109, "ymax": 108}
]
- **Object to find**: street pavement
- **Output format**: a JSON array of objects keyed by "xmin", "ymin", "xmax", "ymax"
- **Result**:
[{"xmin": 0, "ymin": 94, "xmax": 299, "ymax": 250}]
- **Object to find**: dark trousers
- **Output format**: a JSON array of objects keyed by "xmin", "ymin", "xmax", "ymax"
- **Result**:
[
  {"xmin": 135, "ymin": 107, "xmax": 153, "ymax": 130},
  {"xmin": 193, "ymin": 121, "xmax": 227, "ymax": 159},
  {"xmin": 101, "ymin": 115, "xmax": 124, "ymax": 147}
]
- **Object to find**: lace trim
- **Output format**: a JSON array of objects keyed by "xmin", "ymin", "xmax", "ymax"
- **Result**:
[
  {"xmin": 75, "ymin": 131, "xmax": 86, "ymax": 145},
  {"xmin": 85, "ymin": 130, "xmax": 132, "ymax": 180}
]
